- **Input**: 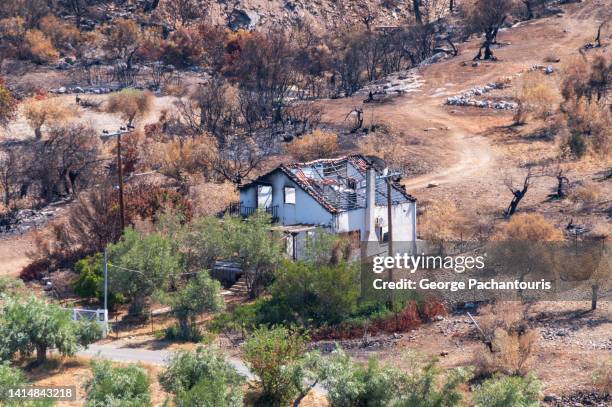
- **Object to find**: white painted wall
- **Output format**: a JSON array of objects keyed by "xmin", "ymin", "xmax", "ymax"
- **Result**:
[
  {"xmin": 333, "ymin": 202, "xmax": 416, "ymax": 241},
  {"xmin": 240, "ymin": 171, "xmax": 334, "ymax": 227}
]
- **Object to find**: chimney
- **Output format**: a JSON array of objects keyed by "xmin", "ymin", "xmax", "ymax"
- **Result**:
[{"xmin": 363, "ymin": 167, "xmax": 377, "ymax": 242}]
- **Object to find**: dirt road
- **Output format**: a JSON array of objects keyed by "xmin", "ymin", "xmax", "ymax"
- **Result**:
[{"xmin": 400, "ymin": 104, "xmax": 496, "ymax": 191}]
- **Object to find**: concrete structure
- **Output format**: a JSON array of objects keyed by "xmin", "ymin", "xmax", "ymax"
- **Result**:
[{"xmin": 238, "ymin": 155, "xmax": 417, "ymax": 259}]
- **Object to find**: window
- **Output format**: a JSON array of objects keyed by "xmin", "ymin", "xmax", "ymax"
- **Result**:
[
  {"xmin": 284, "ymin": 187, "xmax": 296, "ymax": 204},
  {"xmin": 257, "ymin": 185, "xmax": 272, "ymax": 209},
  {"xmin": 377, "ymin": 226, "xmax": 389, "ymax": 243}
]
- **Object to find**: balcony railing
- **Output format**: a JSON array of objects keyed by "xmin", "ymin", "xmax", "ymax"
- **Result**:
[{"xmin": 228, "ymin": 204, "xmax": 278, "ymax": 222}]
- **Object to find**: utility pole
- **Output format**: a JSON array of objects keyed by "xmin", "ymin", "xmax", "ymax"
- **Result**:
[
  {"xmin": 100, "ymin": 126, "xmax": 134, "ymax": 232},
  {"xmin": 116, "ymin": 133, "xmax": 125, "ymax": 231},
  {"xmin": 387, "ymin": 179, "xmax": 393, "ymax": 257},
  {"xmin": 103, "ymin": 248, "xmax": 109, "ymax": 337},
  {"xmin": 103, "ymin": 248, "xmax": 108, "ymax": 312}
]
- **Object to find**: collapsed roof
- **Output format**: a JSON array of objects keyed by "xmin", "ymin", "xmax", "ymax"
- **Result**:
[{"xmin": 243, "ymin": 154, "xmax": 416, "ymax": 213}]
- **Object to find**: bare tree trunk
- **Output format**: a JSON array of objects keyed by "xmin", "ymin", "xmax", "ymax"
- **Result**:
[
  {"xmin": 36, "ymin": 344, "xmax": 47, "ymax": 364},
  {"xmin": 504, "ymin": 172, "xmax": 531, "ymax": 217},
  {"xmin": 594, "ymin": 22, "xmax": 604, "ymax": 47},
  {"xmin": 446, "ymin": 38, "xmax": 458, "ymax": 56},
  {"xmin": 413, "ymin": 0, "xmax": 423, "ymax": 24},
  {"xmin": 523, "ymin": 0, "xmax": 534, "ymax": 20},
  {"xmin": 556, "ymin": 171, "xmax": 569, "ymax": 198},
  {"xmin": 591, "ymin": 283, "xmax": 598, "ymax": 310}
]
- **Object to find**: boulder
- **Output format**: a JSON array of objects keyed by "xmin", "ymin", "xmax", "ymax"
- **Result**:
[{"xmin": 229, "ymin": 9, "xmax": 261, "ymax": 30}]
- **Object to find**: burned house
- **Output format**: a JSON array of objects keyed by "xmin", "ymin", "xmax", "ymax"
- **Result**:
[{"xmin": 237, "ymin": 155, "xmax": 417, "ymax": 259}]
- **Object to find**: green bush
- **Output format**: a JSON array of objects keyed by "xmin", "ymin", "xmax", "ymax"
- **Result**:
[
  {"xmin": 271, "ymin": 260, "xmax": 360, "ymax": 326},
  {"xmin": 185, "ymin": 213, "xmax": 284, "ymax": 298},
  {"xmin": 319, "ymin": 351, "xmax": 401, "ymax": 407},
  {"xmin": 159, "ymin": 347, "xmax": 244, "ymax": 407},
  {"xmin": 319, "ymin": 351, "xmax": 470, "ymax": 407},
  {"xmin": 473, "ymin": 373, "xmax": 541, "ymax": 407},
  {"xmin": 0, "ymin": 277, "xmax": 25, "ymax": 296},
  {"xmin": 73, "ymin": 254, "xmax": 104, "ymax": 300},
  {"xmin": 0, "ymin": 362, "xmax": 55, "ymax": 406},
  {"xmin": 395, "ymin": 357, "xmax": 471, "ymax": 407},
  {"xmin": 243, "ymin": 326, "xmax": 308, "ymax": 406},
  {"xmin": 84, "ymin": 360, "xmax": 151, "ymax": 407}
]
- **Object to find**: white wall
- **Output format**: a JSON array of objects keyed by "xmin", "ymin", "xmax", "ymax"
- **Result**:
[
  {"xmin": 240, "ymin": 171, "xmax": 334, "ymax": 227},
  {"xmin": 335, "ymin": 201, "xmax": 417, "ymax": 242}
]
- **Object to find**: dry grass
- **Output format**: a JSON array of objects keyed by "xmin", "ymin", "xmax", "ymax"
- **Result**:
[
  {"xmin": 24, "ymin": 29, "xmax": 59, "ymax": 64},
  {"xmin": 514, "ymin": 71, "xmax": 560, "ymax": 124},
  {"xmin": 418, "ymin": 200, "xmax": 477, "ymax": 241},
  {"xmin": 473, "ymin": 301, "xmax": 539, "ymax": 377},
  {"xmin": 286, "ymin": 130, "xmax": 338, "ymax": 161},
  {"xmin": 494, "ymin": 213, "xmax": 564, "ymax": 241},
  {"xmin": 592, "ymin": 357, "xmax": 612, "ymax": 394},
  {"xmin": 475, "ymin": 328, "xmax": 540, "ymax": 377},
  {"xmin": 190, "ymin": 181, "xmax": 238, "ymax": 216},
  {"xmin": 569, "ymin": 183, "xmax": 602, "ymax": 208},
  {"xmin": 478, "ymin": 301, "xmax": 526, "ymax": 338}
]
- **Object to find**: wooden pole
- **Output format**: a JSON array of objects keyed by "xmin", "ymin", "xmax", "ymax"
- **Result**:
[
  {"xmin": 116, "ymin": 133, "xmax": 125, "ymax": 231},
  {"xmin": 387, "ymin": 179, "xmax": 393, "ymax": 256}
]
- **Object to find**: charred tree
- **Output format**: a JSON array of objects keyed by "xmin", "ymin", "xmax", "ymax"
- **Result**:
[{"xmin": 504, "ymin": 170, "xmax": 533, "ymax": 218}]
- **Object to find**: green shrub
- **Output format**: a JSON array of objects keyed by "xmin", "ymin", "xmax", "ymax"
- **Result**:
[
  {"xmin": 0, "ymin": 277, "xmax": 25, "ymax": 296},
  {"xmin": 319, "ymin": 351, "xmax": 401, "ymax": 407},
  {"xmin": 243, "ymin": 326, "xmax": 307, "ymax": 406},
  {"xmin": 319, "ymin": 351, "xmax": 470, "ymax": 407},
  {"xmin": 473, "ymin": 374, "xmax": 541, "ymax": 407},
  {"xmin": 159, "ymin": 347, "xmax": 244, "ymax": 407},
  {"xmin": 0, "ymin": 362, "xmax": 54, "ymax": 406},
  {"xmin": 395, "ymin": 357, "xmax": 471, "ymax": 407},
  {"xmin": 84, "ymin": 360, "xmax": 151, "ymax": 407},
  {"xmin": 73, "ymin": 254, "xmax": 104, "ymax": 300},
  {"xmin": 271, "ymin": 260, "xmax": 360, "ymax": 326},
  {"xmin": 106, "ymin": 229, "xmax": 182, "ymax": 316}
]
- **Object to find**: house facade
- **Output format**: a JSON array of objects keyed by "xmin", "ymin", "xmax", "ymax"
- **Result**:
[{"xmin": 238, "ymin": 155, "xmax": 417, "ymax": 258}]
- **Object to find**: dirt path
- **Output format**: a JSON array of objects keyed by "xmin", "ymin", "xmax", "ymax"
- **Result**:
[{"xmin": 400, "ymin": 104, "xmax": 496, "ymax": 191}]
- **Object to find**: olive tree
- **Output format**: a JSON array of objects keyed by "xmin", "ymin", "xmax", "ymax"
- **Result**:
[
  {"xmin": 107, "ymin": 228, "xmax": 182, "ymax": 315},
  {"xmin": 162, "ymin": 272, "xmax": 224, "ymax": 341},
  {"xmin": 0, "ymin": 295, "xmax": 101, "ymax": 364}
]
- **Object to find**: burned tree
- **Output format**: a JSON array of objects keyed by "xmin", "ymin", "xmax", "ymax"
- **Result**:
[
  {"xmin": 345, "ymin": 107, "xmax": 364, "ymax": 133},
  {"xmin": 504, "ymin": 169, "xmax": 535, "ymax": 218},
  {"xmin": 33, "ymin": 124, "xmax": 102, "ymax": 202},
  {"xmin": 0, "ymin": 148, "xmax": 19, "ymax": 207},
  {"xmin": 213, "ymin": 133, "xmax": 268, "ymax": 186},
  {"xmin": 594, "ymin": 20, "xmax": 607, "ymax": 48},
  {"xmin": 469, "ymin": 0, "xmax": 513, "ymax": 60},
  {"xmin": 554, "ymin": 168, "xmax": 569, "ymax": 198}
]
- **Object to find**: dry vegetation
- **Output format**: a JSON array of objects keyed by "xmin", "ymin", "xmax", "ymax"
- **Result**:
[{"xmin": 0, "ymin": 0, "xmax": 610, "ymax": 405}]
